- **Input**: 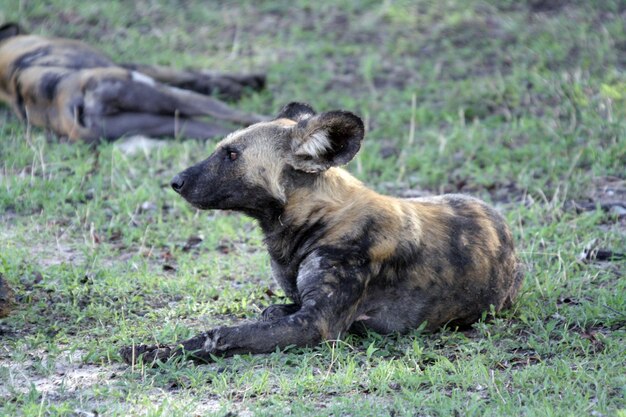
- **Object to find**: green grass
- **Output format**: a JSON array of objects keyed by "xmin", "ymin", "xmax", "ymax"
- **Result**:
[{"xmin": 1, "ymin": 0, "xmax": 625, "ymax": 415}]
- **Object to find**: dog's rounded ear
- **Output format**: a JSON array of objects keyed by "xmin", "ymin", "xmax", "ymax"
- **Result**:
[
  {"xmin": 288, "ymin": 110, "xmax": 365, "ymax": 173},
  {"xmin": 275, "ymin": 102, "xmax": 316, "ymax": 122},
  {"xmin": 0, "ymin": 23, "xmax": 24, "ymax": 42}
]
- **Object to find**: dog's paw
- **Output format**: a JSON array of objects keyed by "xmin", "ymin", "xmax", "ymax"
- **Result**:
[{"xmin": 119, "ymin": 344, "xmax": 173, "ymax": 366}]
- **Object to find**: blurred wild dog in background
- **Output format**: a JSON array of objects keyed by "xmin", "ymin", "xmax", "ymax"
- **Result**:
[{"xmin": 0, "ymin": 22, "xmax": 266, "ymax": 143}]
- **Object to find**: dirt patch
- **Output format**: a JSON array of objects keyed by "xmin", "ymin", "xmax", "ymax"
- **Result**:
[
  {"xmin": 585, "ymin": 177, "xmax": 626, "ymax": 208},
  {"xmin": 0, "ymin": 219, "xmax": 85, "ymax": 267},
  {"xmin": 0, "ymin": 348, "xmax": 252, "ymax": 415},
  {"xmin": 0, "ymin": 349, "xmax": 121, "ymax": 399}
]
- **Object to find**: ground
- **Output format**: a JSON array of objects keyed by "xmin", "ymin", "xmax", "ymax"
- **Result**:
[{"xmin": 0, "ymin": 0, "xmax": 625, "ymax": 416}]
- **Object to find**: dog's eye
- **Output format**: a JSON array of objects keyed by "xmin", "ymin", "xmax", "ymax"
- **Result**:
[{"xmin": 228, "ymin": 151, "xmax": 238, "ymax": 161}]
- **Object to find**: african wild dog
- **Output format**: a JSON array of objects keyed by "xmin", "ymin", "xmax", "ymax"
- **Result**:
[
  {"xmin": 0, "ymin": 23, "xmax": 266, "ymax": 143},
  {"xmin": 120, "ymin": 102, "xmax": 524, "ymax": 365}
]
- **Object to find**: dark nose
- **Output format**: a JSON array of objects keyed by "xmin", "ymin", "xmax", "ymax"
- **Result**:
[{"xmin": 170, "ymin": 174, "xmax": 185, "ymax": 193}]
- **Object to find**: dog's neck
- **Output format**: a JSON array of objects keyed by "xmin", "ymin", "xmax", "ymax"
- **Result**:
[{"xmin": 258, "ymin": 167, "xmax": 374, "ymax": 264}]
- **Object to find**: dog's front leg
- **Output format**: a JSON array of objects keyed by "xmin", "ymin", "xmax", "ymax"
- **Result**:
[
  {"xmin": 120, "ymin": 311, "xmax": 330, "ymax": 365},
  {"xmin": 120, "ymin": 313, "xmax": 344, "ymax": 365},
  {"xmin": 120, "ymin": 252, "xmax": 370, "ymax": 365}
]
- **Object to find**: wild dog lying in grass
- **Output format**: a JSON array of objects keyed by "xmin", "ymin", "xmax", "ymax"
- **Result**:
[
  {"xmin": 0, "ymin": 22, "xmax": 266, "ymax": 143},
  {"xmin": 120, "ymin": 102, "xmax": 524, "ymax": 365}
]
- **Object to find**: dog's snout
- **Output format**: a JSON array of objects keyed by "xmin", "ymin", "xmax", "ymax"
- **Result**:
[{"xmin": 170, "ymin": 174, "xmax": 185, "ymax": 193}]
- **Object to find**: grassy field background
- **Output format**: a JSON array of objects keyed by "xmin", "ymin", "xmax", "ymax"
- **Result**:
[{"xmin": 1, "ymin": 0, "xmax": 625, "ymax": 416}]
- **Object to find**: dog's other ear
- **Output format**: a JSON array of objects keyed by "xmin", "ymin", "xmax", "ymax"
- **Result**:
[
  {"xmin": 288, "ymin": 110, "xmax": 365, "ymax": 173},
  {"xmin": 275, "ymin": 102, "xmax": 316, "ymax": 123},
  {"xmin": 0, "ymin": 23, "xmax": 23, "ymax": 42}
]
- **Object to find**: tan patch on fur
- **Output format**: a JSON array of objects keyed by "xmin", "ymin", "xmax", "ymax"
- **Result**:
[
  {"xmin": 314, "ymin": 317, "xmax": 331, "ymax": 340},
  {"xmin": 476, "ymin": 216, "xmax": 501, "ymax": 255},
  {"xmin": 218, "ymin": 119, "xmax": 294, "ymax": 147},
  {"xmin": 367, "ymin": 199, "xmax": 409, "ymax": 263},
  {"xmin": 244, "ymin": 142, "xmax": 287, "ymax": 203},
  {"xmin": 409, "ymin": 199, "xmax": 455, "ymax": 242},
  {"xmin": 274, "ymin": 118, "xmax": 297, "ymax": 127}
]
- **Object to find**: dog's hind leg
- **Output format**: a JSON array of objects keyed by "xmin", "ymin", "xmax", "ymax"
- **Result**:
[
  {"xmin": 85, "ymin": 76, "xmax": 267, "ymax": 126},
  {"xmin": 120, "ymin": 64, "xmax": 266, "ymax": 101},
  {"xmin": 84, "ymin": 113, "xmax": 231, "ymax": 142}
]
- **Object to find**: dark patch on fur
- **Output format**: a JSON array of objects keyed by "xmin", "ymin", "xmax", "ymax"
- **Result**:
[
  {"xmin": 379, "ymin": 240, "xmax": 424, "ymax": 278},
  {"xmin": 283, "ymin": 165, "xmax": 317, "ymax": 189},
  {"xmin": 0, "ymin": 23, "xmax": 22, "ymax": 43},
  {"xmin": 0, "ymin": 72, "xmax": 6, "ymax": 93},
  {"xmin": 39, "ymin": 72, "xmax": 67, "ymax": 101},
  {"xmin": 14, "ymin": 79, "xmax": 27, "ymax": 120},
  {"xmin": 343, "ymin": 216, "xmax": 378, "ymax": 256},
  {"xmin": 443, "ymin": 197, "xmax": 484, "ymax": 274},
  {"xmin": 276, "ymin": 102, "xmax": 316, "ymax": 121},
  {"xmin": 241, "ymin": 184, "xmax": 285, "ymax": 230},
  {"xmin": 485, "ymin": 208, "xmax": 510, "ymax": 246},
  {"xmin": 10, "ymin": 46, "xmax": 52, "ymax": 76},
  {"xmin": 488, "ymin": 264, "xmax": 502, "ymax": 304},
  {"xmin": 446, "ymin": 214, "xmax": 480, "ymax": 274},
  {"xmin": 62, "ymin": 59, "xmax": 113, "ymax": 70},
  {"xmin": 75, "ymin": 103, "xmax": 85, "ymax": 127},
  {"xmin": 266, "ymin": 212, "xmax": 328, "ymax": 264}
]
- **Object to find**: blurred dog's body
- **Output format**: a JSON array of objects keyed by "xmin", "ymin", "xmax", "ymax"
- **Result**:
[{"xmin": 0, "ymin": 23, "xmax": 266, "ymax": 143}]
